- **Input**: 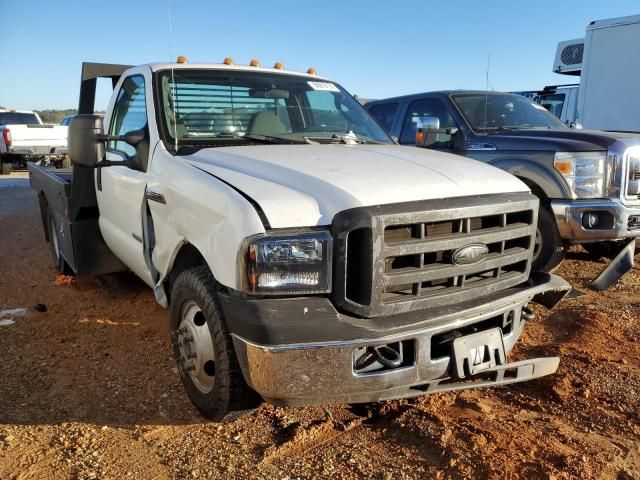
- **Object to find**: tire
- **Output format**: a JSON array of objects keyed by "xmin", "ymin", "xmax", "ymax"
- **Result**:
[
  {"xmin": 170, "ymin": 265, "xmax": 260, "ymax": 421},
  {"xmin": 0, "ymin": 162, "xmax": 12, "ymax": 175},
  {"xmin": 46, "ymin": 206, "xmax": 69, "ymax": 274},
  {"xmin": 532, "ymin": 206, "xmax": 567, "ymax": 272},
  {"xmin": 61, "ymin": 155, "xmax": 72, "ymax": 169}
]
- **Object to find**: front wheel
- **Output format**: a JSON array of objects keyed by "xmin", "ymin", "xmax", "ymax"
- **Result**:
[
  {"xmin": 532, "ymin": 206, "xmax": 567, "ymax": 272},
  {"xmin": 170, "ymin": 266, "xmax": 260, "ymax": 421}
]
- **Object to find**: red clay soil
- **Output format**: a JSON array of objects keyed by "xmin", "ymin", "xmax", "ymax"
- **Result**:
[{"xmin": 0, "ymin": 174, "xmax": 638, "ymax": 480}]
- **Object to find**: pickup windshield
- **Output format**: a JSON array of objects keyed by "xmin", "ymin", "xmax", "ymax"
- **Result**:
[
  {"xmin": 0, "ymin": 112, "xmax": 40, "ymax": 125},
  {"xmin": 451, "ymin": 93, "xmax": 567, "ymax": 132},
  {"xmin": 156, "ymin": 69, "xmax": 392, "ymax": 148}
]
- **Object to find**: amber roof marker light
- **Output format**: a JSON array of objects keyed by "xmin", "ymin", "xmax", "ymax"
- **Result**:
[
  {"xmin": 307, "ymin": 67, "xmax": 317, "ymax": 75},
  {"xmin": 249, "ymin": 59, "xmax": 260, "ymax": 67},
  {"xmin": 176, "ymin": 56, "xmax": 188, "ymax": 64},
  {"xmin": 273, "ymin": 62, "xmax": 284, "ymax": 70},
  {"xmin": 223, "ymin": 57, "xmax": 235, "ymax": 65}
]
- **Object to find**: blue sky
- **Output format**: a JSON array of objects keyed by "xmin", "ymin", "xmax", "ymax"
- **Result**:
[{"xmin": 1, "ymin": 0, "xmax": 638, "ymax": 110}]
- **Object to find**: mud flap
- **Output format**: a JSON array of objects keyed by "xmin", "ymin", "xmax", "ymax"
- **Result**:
[
  {"xmin": 590, "ymin": 238, "xmax": 636, "ymax": 291},
  {"xmin": 424, "ymin": 357, "xmax": 560, "ymax": 394}
]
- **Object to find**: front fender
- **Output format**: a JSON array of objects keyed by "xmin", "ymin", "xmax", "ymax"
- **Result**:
[
  {"xmin": 488, "ymin": 157, "xmax": 571, "ymax": 200},
  {"xmin": 147, "ymin": 151, "xmax": 266, "ymax": 292}
]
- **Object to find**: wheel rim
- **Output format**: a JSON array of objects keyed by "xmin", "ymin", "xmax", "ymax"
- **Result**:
[
  {"xmin": 533, "ymin": 227, "xmax": 542, "ymax": 262},
  {"xmin": 177, "ymin": 300, "xmax": 216, "ymax": 394},
  {"xmin": 49, "ymin": 215, "xmax": 60, "ymax": 261}
]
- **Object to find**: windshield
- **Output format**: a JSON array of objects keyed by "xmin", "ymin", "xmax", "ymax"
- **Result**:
[
  {"xmin": 0, "ymin": 112, "xmax": 40, "ymax": 125},
  {"xmin": 156, "ymin": 69, "xmax": 392, "ymax": 148},
  {"xmin": 451, "ymin": 93, "xmax": 567, "ymax": 131}
]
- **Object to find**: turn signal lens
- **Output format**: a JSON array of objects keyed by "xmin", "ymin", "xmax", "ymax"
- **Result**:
[
  {"xmin": 554, "ymin": 161, "xmax": 573, "ymax": 175},
  {"xmin": 415, "ymin": 129, "xmax": 425, "ymax": 145}
]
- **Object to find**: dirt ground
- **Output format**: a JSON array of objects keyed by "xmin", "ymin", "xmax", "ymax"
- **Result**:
[{"xmin": 0, "ymin": 171, "xmax": 638, "ymax": 480}]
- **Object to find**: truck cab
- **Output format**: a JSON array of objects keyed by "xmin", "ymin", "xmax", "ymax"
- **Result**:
[
  {"xmin": 29, "ymin": 62, "xmax": 570, "ymax": 420},
  {"xmin": 366, "ymin": 91, "xmax": 640, "ymax": 281}
]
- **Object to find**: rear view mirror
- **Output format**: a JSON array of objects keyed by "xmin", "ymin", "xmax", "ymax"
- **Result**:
[
  {"xmin": 68, "ymin": 114, "xmax": 105, "ymax": 167},
  {"xmin": 249, "ymin": 88, "xmax": 290, "ymax": 99}
]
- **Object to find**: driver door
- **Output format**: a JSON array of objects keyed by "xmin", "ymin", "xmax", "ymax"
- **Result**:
[{"xmin": 96, "ymin": 74, "xmax": 154, "ymax": 285}]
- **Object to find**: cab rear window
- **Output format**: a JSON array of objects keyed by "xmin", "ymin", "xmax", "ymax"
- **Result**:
[{"xmin": 0, "ymin": 112, "xmax": 39, "ymax": 125}]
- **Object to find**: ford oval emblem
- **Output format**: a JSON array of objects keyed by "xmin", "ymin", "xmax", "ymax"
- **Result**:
[{"xmin": 452, "ymin": 244, "xmax": 489, "ymax": 266}]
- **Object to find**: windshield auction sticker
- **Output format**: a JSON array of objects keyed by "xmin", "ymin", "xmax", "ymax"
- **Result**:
[{"xmin": 307, "ymin": 81, "xmax": 340, "ymax": 92}]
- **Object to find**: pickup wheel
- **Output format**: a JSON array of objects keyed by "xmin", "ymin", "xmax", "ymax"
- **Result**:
[
  {"xmin": 47, "ymin": 206, "xmax": 70, "ymax": 274},
  {"xmin": 0, "ymin": 162, "xmax": 12, "ymax": 175},
  {"xmin": 532, "ymin": 206, "xmax": 566, "ymax": 272},
  {"xmin": 170, "ymin": 266, "xmax": 260, "ymax": 421},
  {"xmin": 61, "ymin": 155, "xmax": 72, "ymax": 169}
]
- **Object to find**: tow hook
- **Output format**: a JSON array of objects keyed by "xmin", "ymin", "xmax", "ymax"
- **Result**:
[
  {"xmin": 353, "ymin": 343, "xmax": 404, "ymax": 372},
  {"xmin": 521, "ymin": 306, "xmax": 535, "ymax": 321},
  {"xmin": 372, "ymin": 345, "xmax": 403, "ymax": 368}
]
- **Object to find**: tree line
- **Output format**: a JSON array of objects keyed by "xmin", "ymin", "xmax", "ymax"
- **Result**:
[{"xmin": 36, "ymin": 109, "xmax": 77, "ymax": 124}]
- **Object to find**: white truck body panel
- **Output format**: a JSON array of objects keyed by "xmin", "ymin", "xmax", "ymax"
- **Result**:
[
  {"xmin": 577, "ymin": 15, "xmax": 640, "ymax": 132},
  {"xmin": 91, "ymin": 64, "xmax": 530, "ymax": 292},
  {"xmin": 186, "ymin": 144, "xmax": 528, "ymax": 229},
  {"xmin": 0, "ymin": 109, "xmax": 68, "ymax": 156},
  {"xmin": 3, "ymin": 124, "xmax": 68, "ymax": 153}
]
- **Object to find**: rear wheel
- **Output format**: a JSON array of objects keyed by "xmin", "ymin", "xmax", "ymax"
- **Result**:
[
  {"xmin": 532, "ymin": 206, "xmax": 567, "ymax": 272},
  {"xmin": 0, "ymin": 161, "xmax": 12, "ymax": 175},
  {"xmin": 170, "ymin": 266, "xmax": 260, "ymax": 421},
  {"xmin": 61, "ymin": 155, "xmax": 71, "ymax": 169}
]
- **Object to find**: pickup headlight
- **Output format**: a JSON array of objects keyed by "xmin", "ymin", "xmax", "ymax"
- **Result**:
[
  {"xmin": 239, "ymin": 230, "xmax": 332, "ymax": 295},
  {"xmin": 554, "ymin": 152, "xmax": 608, "ymax": 198}
]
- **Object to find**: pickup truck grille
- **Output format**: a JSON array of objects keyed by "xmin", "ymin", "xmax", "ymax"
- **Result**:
[
  {"xmin": 628, "ymin": 156, "xmax": 640, "ymax": 200},
  {"xmin": 332, "ymin": 193, "xmax": 538, "ymax": 318}
]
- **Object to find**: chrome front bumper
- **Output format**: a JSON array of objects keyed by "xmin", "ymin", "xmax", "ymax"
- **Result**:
[
  {"xmin": 227, "ymin": 273, "xmax": 570, "ymax": 407},
  {"xmin": 551, "ymin": 199, "xmax": 640, "ymax": 241}
]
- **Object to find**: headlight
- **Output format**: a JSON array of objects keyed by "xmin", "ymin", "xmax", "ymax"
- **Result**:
[
  {"xmin": 238, "ymin": 230, "xmax": 332, "ymax": 294},
  {"xmin": 554, "ymin": 152, "xmax": 608, "ymax": 198}
]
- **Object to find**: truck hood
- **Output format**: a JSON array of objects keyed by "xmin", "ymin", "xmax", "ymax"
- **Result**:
[
  {"xmin": 184, "ymin": 144, "xmax": 528, "ymax": 228},
  {"xmin": 484, "ymin": 128, "xmax": 640, "ymax": 152}
]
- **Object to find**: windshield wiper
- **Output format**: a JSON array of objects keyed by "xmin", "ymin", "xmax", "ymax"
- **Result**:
[
  {"xmin": 214, "ymin": 132, "xmax": 307, "ymax": 144},
  {"xmin": 304, "ymin": 131, "xmax": 385, "ymax": 145}
]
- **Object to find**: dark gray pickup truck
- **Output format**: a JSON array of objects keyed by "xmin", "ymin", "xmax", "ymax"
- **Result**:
[{"xmin": 366, "ymin": 91, "xmax": 640, "ymax": 287}]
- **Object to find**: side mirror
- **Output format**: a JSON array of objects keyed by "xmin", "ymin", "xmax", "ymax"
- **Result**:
[
  {"xmin": 416, "ymin": 116, "xmax": 459, "ymax": 148},
  {"xmin": 68, "ymin": 114, "xmax": 105, "ymax": 167},
  {"xmin": 417, "ymin": 116, "xmax": 440, "ymax": 130}
]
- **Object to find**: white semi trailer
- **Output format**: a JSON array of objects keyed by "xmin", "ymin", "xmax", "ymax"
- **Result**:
[{"xmin": 518, "ymin": 14, "xmax": 640, "ymax": 133}]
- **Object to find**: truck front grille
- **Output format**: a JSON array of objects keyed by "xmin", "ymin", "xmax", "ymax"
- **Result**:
[
  {"xmin": 332, "ymin": 193, "xmax": 538, "ymax": 318},
  {"xmin": 627, "ymin": 157, "xmax": 640, "ymax": 200}
]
